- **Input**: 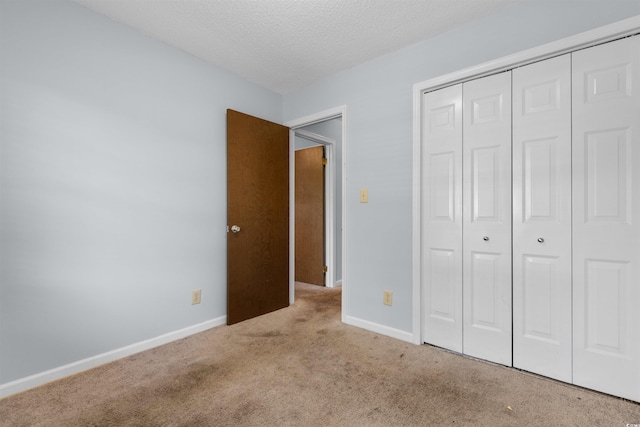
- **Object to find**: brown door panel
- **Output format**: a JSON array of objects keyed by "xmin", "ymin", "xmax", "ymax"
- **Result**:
[
  {"xmin": 227, "ymin": 109, "xmax": 289, "ymax": 325},
  {"xmin": 295, "ymin": 146, "xmax": 325, "ymax": 286}
]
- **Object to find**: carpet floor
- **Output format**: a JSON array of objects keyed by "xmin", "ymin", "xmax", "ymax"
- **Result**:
[{"xmin": 1, "ymin": 282, "xmax": 639, "ymax": 426}]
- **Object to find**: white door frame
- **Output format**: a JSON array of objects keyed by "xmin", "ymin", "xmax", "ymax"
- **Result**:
[
  {"xmin": 285, "ymin": 105, "xmax": 347, "ymax": 323},
  {"xmin": 294, "ymin": 129, "xmax": 336, "ymax": 289},
  {"xmin": 412, "ymin": 16, "xmax": 640, "ymax": 345}
]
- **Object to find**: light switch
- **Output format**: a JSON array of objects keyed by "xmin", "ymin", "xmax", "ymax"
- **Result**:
[{"xmin": 360, "ymin": 189, "xmax": 368, "ymax": 203}]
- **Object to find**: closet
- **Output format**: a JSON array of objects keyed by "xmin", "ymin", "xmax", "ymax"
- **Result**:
[
  {"xmin": 421, "ymin": 34, "xmax": 640, "ymax": 402},
  {"xmin": 512, "ymin": 54, "xmax": 572, "ymax": 383},
  {"xmin": 462, "ymin": 72, "xmax": 513, "ymax": 366},
  {"xmin": 422, "ymin": 71, "xmax": 512, "ymax": 366}
]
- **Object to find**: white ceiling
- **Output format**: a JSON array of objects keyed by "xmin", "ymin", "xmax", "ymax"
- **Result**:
[{"xmin": 72, "ymin": 0, "xmax": 521, "ymax": 94}]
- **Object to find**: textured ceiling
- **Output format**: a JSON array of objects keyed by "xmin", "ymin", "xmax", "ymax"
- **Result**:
[{"xmin": 72, "ymin": 0, "xmax": 521, "ymax": 94}]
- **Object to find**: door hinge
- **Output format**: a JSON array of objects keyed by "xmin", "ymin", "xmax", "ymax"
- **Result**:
[
  {"xmin": 323, "ymin": 265, "xmax": 328, "ymax": 273},
  {"xmin": 322, "ymin": 157, "xmax": 328, "ymax": 166}
]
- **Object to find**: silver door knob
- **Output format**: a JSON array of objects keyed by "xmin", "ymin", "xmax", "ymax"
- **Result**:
[
  {"xmin": 537, "ymin": 237, "xmax": 544, "ymax": 243},
  {"xmin": 483, "ymin": 236, "xmax": 489, "ymax": 241},
  {"xmin": 230, "ymin": 225, "xmax": 241, "ymax": 234}
]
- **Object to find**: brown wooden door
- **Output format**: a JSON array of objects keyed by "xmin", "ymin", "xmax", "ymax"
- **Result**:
[
  {"xmin": 295, "ymin": 146, "xmax": 325, "ymax": 286},
  {"xmin": 227, "ymin": 109, "xmax": 289, "ymax": 325}
]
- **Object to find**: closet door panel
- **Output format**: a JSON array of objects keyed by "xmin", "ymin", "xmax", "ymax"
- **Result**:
[
  {"xmin": 513, "ymin": 54, "xmax": 572, "ymax": 382},
  {"xmin": 463, "ymin": 72, "xmax": 512, "ymax": 366},
  {"xmin": 573, "ymin": 35, "xmax": 640, "ymax": 402},
  {"xmin": 422, "ymin": 85, "xmax": 463, "ymax": 352}
]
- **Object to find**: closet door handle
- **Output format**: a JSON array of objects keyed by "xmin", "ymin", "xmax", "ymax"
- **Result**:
[
  {"xmin": 483, "ymin": 236, "xmax": 489, "ymax": 241},
  {"xmin": 537, "ymin": 237, "xmax": 544, "ymax": 243}
]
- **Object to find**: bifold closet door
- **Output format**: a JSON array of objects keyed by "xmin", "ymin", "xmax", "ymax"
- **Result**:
[
  {"xmin": 421, "ymin": 84, "xmax": 463, "ymax": 353},
  {"xmin": 572, "ymin": 35, "xmax": 640, "ymax": 402},
  {"xmin": 512, "ymin": 54, "xmax": 572, "ymax": 382},
  {"xmin": 462, "ymin": 72, "xmax": 512, "ymax": 366}
]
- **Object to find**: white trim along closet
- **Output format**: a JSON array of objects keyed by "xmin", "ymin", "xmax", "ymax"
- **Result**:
[{"xmin": 413, "ymin": 18, "xmax": 640, "ymax": 402}]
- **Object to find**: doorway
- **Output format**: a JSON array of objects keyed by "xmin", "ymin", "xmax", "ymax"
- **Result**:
[{"xmin": 285, "ymin": 106, "xmax": 346, "ymax": 322}]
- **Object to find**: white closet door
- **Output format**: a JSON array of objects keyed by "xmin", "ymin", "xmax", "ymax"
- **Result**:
[
  {"xmin": 462, "ymin": 72, "xmax": 512, "ymax": 366},
  {"xmin": 422, "ymin": 85, "xmax": 463, "ymax": 352},
  {"xmin": 572, "ymin": 35, "xmax": 640, "ymax": 401},
  {"xmin": 512, "ymin": 55, "xmax": 572, "ymax": 382}
]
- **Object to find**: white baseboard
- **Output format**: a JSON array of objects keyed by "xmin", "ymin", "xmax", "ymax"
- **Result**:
[
  {"xmin": 0, "ymin": 316, "xmax": 226, "ymax": 398},
  {"xmin": 326, "ymin": 279, "xmax": 342, "ymax": 289},
  {"xmin": 344, "ymin": 315, "xmax": 416, "ymax": 344}
]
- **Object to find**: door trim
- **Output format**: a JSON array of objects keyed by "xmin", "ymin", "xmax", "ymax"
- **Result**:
[
  {"xmin": 412, "ymin": 15, "xmax": 640, "ymax": 345},
  {"xmin": 294, "ymin": 130, "xmax": 336, "ymax": 289},
  {"xmin": 285, "ymin": 105, "xmax": 347, "ymax": 323}
]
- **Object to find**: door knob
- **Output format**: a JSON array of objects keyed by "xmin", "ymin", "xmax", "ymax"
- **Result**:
[
  {"xmin": 537, "ymin": 237, "xmax": 544, "ymax": 243},
  {"xmin": 230, "ymin": 225, "xmax": 241, "ymax": 234},
  {"xmin": 483, "ymin": 236, "xmax": 489, "ymax": 241}
]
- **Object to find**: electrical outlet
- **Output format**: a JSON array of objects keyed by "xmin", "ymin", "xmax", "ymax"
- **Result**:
[
  {"xmin": 383, "ymin": 290, "xmax": 393, "ymax": 306},
  {"xmin": 192, "ymin": 289, "xmax": 202, "ymax": 305},
  {"xmin": 360, "ymin": 189, "xmax": 368, "ymax": 203}
]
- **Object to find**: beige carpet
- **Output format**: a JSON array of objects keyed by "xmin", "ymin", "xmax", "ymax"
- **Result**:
[{"xmin": 2, "ymin": 282, "xmax": 639, "ymax": 426}]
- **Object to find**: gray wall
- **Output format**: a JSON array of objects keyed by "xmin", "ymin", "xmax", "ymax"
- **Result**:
[
  {"xmin": 294, "ymin": 137, "xmax": 321, "ymax": 151},
  {"xmin": 0, "ymin": 0, "xmax": 281, "ymax": 384},
  {"xmin": 283, "ymin": 0, "xmax": 640, "ymax": 333}
]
